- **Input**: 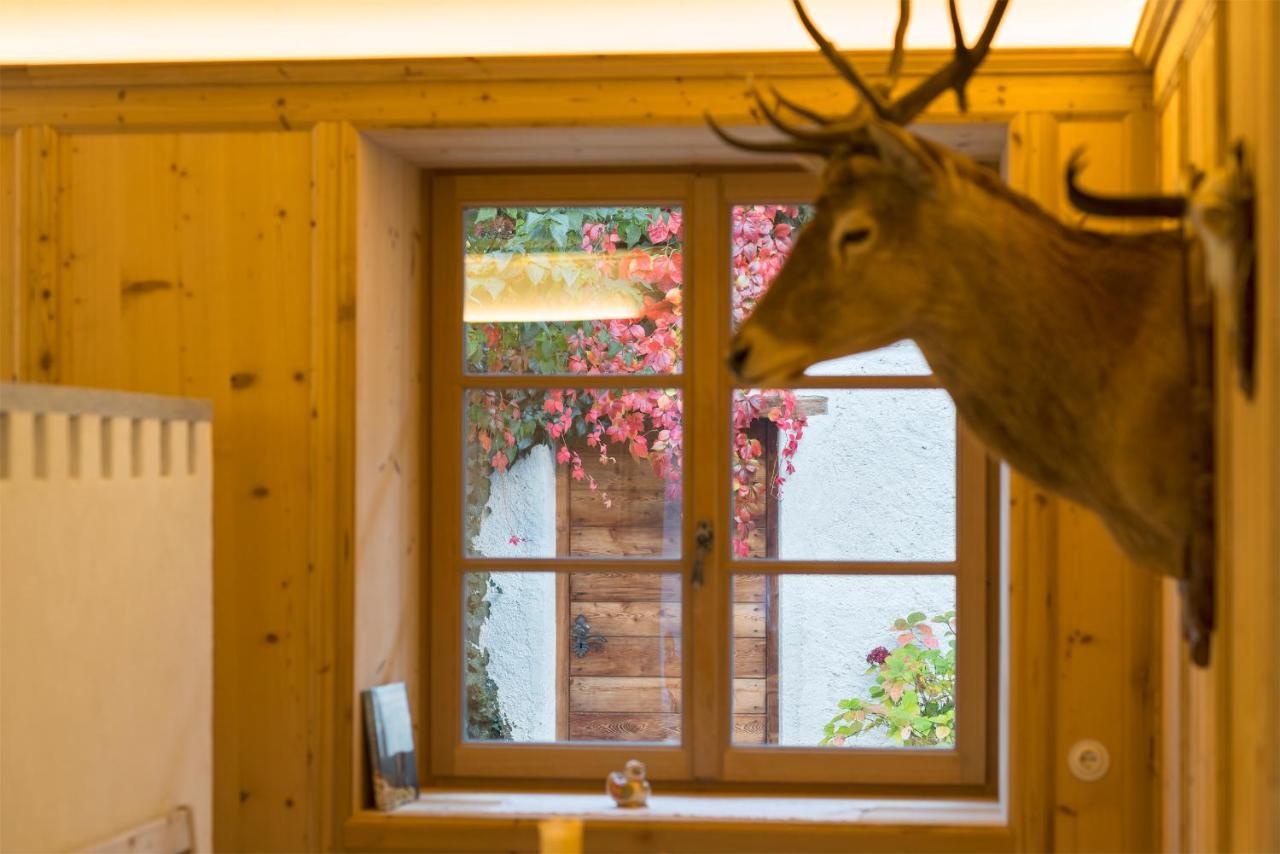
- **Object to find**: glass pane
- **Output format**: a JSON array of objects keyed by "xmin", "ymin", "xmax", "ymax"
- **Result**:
[
  {"xmin": 730, "ymin": 574, "xmax": 957, "ymax": 748},
  {"xmin": 731, "ymin": 388, "xmax": 955, "ymax": 561},
  {"xmin": 729, "ymin": 203, "xmax": 929, "ymax": 376},
  {"xmin": 465, "ymin": 388, "xmax": 682, "ymax": 558},
  {"xmin": 464, "ymin": 206, "xmax": 683, "ymax": 375},
  {"xmin": 464, "ymin": 571, "xmax": 682, "ymax": 744}
]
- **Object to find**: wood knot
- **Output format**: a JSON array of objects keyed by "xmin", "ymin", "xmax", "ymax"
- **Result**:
[{"xmin": 121, "ymin": 279, "xmax": 172, "ymax": 297}]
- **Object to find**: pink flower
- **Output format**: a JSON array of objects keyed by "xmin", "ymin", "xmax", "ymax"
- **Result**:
[
  {"xmin": 647, "ymin": 215, "xmax": 670, "ymax": 244},
  {"xmin": 508, "ymin": 535, "xmax": 522, "ymax": 545}
]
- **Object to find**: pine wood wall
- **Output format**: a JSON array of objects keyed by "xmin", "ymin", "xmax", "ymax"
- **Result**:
[{"xmin": 1145, "ymin": 0, "xmax": 1280, "ymax": 850}]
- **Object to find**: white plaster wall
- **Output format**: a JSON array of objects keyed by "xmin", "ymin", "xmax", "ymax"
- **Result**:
[
  {"xmin": 774, "ymin": 362, "xmax": 959, "ymax": 747},
  {"xmin": 1, "ymin": 394, "xmax": 212, "ymax": 853},
  {"xmin": 472, "ymin": 445, "xmax": 558, "ymax": 742},
  {"xmin": 779, "ymin": 387, "xmax": 956, "ymax": 561},
  {"xmin": 805, "ymin": 339, "xmax": 932, "ymax": 376},
  {"xmin": 777, "ymin": 575, "xmax": 956, "ymax": 747}
]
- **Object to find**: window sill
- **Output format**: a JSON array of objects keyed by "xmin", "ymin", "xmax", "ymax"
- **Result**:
[{"xmin": 345, "ymin": 791, "xmax": 1012, "ymax": 852}]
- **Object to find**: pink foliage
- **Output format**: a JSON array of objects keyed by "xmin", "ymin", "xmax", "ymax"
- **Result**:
[{"xmin": 476, "ymin": 204, "xmax": 808, "ymax": 557}]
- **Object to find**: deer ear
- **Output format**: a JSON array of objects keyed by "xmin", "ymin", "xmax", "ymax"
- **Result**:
[{"xmin": 866, "ymin": 122, "xmax": 943, "ymax": 194}]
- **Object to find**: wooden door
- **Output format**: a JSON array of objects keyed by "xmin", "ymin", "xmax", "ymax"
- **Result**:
[{"xmin": 555, "ymin": 422, "xmax": 779, "ymax": 743}]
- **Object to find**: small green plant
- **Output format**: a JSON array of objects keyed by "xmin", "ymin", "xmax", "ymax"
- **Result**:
[{"xmin": 821, "ymin": 610, "xmax": 957, "ymax": 747}]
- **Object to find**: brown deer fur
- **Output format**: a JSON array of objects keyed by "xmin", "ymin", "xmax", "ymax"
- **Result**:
[{"xmin": 728, "ymin": 127, "xmax": 1191, "ymax": 575}]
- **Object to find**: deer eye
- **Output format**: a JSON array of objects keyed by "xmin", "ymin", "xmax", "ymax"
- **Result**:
[{"xmin": 840, "ymin": 227, "xmax": 872, "ymax": 247}]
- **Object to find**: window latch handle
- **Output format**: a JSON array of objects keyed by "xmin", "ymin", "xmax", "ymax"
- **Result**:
[{"xmin": 692, "ymin": 520, "xmax": 713, "ymax": 587}]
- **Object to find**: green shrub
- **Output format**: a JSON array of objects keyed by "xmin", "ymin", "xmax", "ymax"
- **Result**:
[{"xmin": 821, "ymin": 611, "xmax": 956, "ymax": 747}]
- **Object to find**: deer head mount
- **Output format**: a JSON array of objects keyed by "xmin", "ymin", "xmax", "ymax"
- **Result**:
[{"xmin": 709, "ymin": 0, "xmax": 1231, "ymax": 665}]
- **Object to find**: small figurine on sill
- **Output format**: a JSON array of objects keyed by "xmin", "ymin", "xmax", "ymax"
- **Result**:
[{"xmin": 606, "ymin": 759, "xmax": 650, "ymax": 808}]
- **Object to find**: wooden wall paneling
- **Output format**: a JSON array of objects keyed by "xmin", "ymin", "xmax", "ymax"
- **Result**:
[
  {"xmin": 14, "ymin": 125, "xmax": 58, "ymax": 383},
  {"xmin": 1001, "ymin": 112, "xmax": 1057, "ymax": 854},
  {"xmin": 1049, "ymin": 115, "xmax": 1160, "ymax": 854},
  {"xmin": 1221, "ymin": 1, "xmax": 1280, "ymax": 850},
  {"xmin": 1003, "ymin": 108, "xmax": 1162, "ymax": 853},
  {"xmin": 49, "ymin": 130, "xmax": 317, "ymax": 852},
  {"xmin": 1181, "ymin": 17, "xmax": 1228, "ymax": 853},
  {"xmin": 184, "ymin": 131, "xmax": 316, "ymax": 853},
  {"xmin": 1, "ymin": 132, "xmax": 15, "ymax": 380},
  {"xmin": 312, "ymin": 121, "xmax": 360, "ymax": 850},
  {"xmin": 1153, "ymin": 2, "xmax": 1280, "ymax": 848},
  {"xmin": 59, "ymin": 134, "xmax": 185, "ymax": 392},
  {"xmin": 1154, "ymin": 57, "xmax": 1191, "ymax": 854},
  {"xmin": 0, "ymin": 52, "xmax": 1151, "ymax": 134}
]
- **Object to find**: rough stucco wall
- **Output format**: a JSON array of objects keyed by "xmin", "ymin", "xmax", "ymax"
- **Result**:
[
  {"xmin": 777, "ymin": 575, "xmax": 956, "ymax": 746},
  {"xmin": 775, "ymin": 344, "xmax": 958, "ymax": 746},
  {"xmin": 806, "ymin": 340, "xmax": 932, "ymax": 376},
  {"xmin": 473, "ymin": 446, "xmax": 557, "ymax": 741},
  {"xmin": 778, "ymin": 386, "xmax": 956, "ymax": 561}
]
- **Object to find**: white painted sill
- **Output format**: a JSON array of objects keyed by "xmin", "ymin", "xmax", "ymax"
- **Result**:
[{"xmin": 374, "ymin": 790, "xmax": 1007, "ymax": 825}]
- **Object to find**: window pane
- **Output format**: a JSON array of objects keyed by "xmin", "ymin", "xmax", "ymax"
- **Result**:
[
  {"xmin": 730, "ymin": 574, "xmax": 957, "ymax": 748},
  {"xmin": 464, "ymin": 206, "xmax": 683, "ymax": 375},
  {"xmin": 465, "ymin": 388, "xmax": 682, "ymax": 558},
  {"xmin": 731, "ymin": 388, "xmax": 955, "ymax": 561},
  {"xmin": 464, "ymin": 571, "xmax": 681, "ymax": 744},
  {"xmin": 729, "ymin": 203, "xmax": 928, "ymax": 376}
]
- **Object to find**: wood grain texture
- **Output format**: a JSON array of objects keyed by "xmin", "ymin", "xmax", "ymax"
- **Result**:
[
  {"xmin": 733, "ymin": 602, "xmax": 765, "ymax": 638},
  {"xmin": 566, "ymin": 526, "xmax": 680, "ymax": 558},
  {"xmin": 1, "ymin": 133, "xmax": 15, "ymax": 381},
  {"xmin": 569, "ymin": 572, "xmax": 680, "ymax": 602},
  {"xmin": 732, "ymin": 574, "xmax": 765, "ymax": 602},
  {"xmin": 45, "ymin": 130, "xmax": 317, "ymax": 852},
  {"xmin": 570, "ymin": 602, "xmax": 682, "ymax": 637},
  {"xmin": 312, "ymin": 121, "xmax": 360, "ymax": 852},
  {"xmin": 732, "ymin": 638, "xmax": 766, "ymax": 679},
  {"xmin": 1154, "ymin": 3, "xmax": 1280, "ymax": 851},
  {"xmin": 15, "ymin": 126, "xmax": 58, "ymax": 383},
  {"xmin": 565, "ymin": 713, "xmax": 767, "ymax": 744},
  {"xmin": 1000, "ymin": 107, "xmax": 1164, "ymax": 851},
  {"xmin": 569, "ymin": 677, "xmax": 680, "ymax": 714},
  {"xmin": 568, "ymin": 713, "xmax": 680, "ymax": 743},
  {"xmin": 569, "ymin": 636, "xmax": 681, "ymax": 678},
  {"xmin": 733, "ymin": 678, "xmax": 766, "ymax": 715},
  {"xmin": 0, "ymin": 52, "xmax": 1152, "ymax": 134}
]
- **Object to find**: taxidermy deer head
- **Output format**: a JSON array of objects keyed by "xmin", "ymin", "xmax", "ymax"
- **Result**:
[{"xmin": 710, "ymin": 1, "xmax": 1201, "ymax": 589}]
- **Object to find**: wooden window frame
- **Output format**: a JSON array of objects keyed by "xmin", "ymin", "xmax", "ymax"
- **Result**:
[{"xmin": 427, "ymin": 170, "xmax": 999, "ymax": 792}]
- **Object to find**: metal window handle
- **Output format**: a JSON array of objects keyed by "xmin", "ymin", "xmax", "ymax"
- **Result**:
[{"xmin": 692, "ymin": 520, "xmax": 713, "ymax": 587}]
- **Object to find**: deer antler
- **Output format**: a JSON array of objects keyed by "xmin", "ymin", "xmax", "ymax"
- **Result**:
[
  {"xmin": 707, "ymin": 0, "xmax": 1008, "ymax": 153},
  {"xmin": 1066, "ymin": 148, "xmax": 1188, "ymax": 219}
]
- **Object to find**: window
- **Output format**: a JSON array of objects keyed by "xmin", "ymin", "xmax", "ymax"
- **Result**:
[{"xmin": 428, "ymin": 173, "xmax": 996, "ymax": 789}]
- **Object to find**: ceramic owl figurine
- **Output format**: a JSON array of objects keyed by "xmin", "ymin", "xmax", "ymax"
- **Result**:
[{"xmin": 606, "ymin": 759, "xmax": 650, "ymax": 808}]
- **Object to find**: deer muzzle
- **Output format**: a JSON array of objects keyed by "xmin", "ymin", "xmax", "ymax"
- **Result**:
[{"xmin": 728, "ymin": 325, "xmax": 814, "ymax": 384}]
